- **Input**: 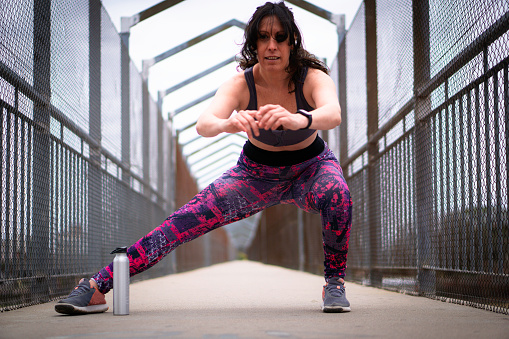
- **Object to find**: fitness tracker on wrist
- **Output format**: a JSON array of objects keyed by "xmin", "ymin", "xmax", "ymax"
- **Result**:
[{"xmin": 297, "ymin": 109, "xmax": 312, "ymax": 129}]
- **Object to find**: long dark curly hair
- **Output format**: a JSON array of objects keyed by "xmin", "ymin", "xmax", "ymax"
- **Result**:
[{"xmin": 238, "ymin": 1, "xmax": 329, "ymax": 93}]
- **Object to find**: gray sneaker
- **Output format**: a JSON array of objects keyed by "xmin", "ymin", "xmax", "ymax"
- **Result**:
[
  {"xmin": 321, "ymin": 277, "xmax": 351, "ymax": 313},
  {"xmin": 55, "ymin": 278, "xmax": 109, "ymax": 315}
]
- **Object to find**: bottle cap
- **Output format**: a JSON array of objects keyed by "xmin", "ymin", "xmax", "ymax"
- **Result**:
[{"xmin": 110, "ymin": 246, "xmax": 128, "ymax": 254}]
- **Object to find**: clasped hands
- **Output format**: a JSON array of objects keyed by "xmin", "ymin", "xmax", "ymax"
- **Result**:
[{"xmin": 224, "ymin": 104, "xmax": 307, "ymax": 138}]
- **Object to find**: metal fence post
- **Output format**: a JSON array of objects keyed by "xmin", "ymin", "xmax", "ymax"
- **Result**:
[
  {"xmin": 297, "ymin": 208, "xmax": 305, "ymax": 271},
  {"xmin": 167, "ymin": 117, "xmax": 177, "ymax": 273},
  {"xmin": 157, "ymin": 110, "xmax": 164, "ymax": 205},
  {"xmin": 88, "ymin": 0, "xmax": 103, "ymax": 271},
  {"xmin": 32, "ymin": 0, "xmax": 51, "ymax": 300},
  {"xmin": 338, "ymin": 23, "xmax": 348, "ymax": 165},
  {"xmin": 365, "ymin": 0, "xmax": 381, "ymax": 286},
  {"xmin": 142, "ymin": 63, "xmax": 151, "ymax": 198},
  {"xmin": 120, "ymin": 21, "xmax": 130, "ymax": 184},
  {"xmin": 413, "ymin": 0, "xmax": 435, "ymax": 297}
]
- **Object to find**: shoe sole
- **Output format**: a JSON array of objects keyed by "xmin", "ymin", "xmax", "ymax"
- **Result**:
[
  {"xmin": 55, "ymin": 303, "xmax": 109, "ymax": 315},
  {"xmin": 321, "ymin": 302, "xmax": 351, "ymax": 313}
]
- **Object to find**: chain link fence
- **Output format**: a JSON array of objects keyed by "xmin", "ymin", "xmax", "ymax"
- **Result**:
[
  {"xmin": 341, "ymin": 0, "xmax": 509, "ymax": 314},
  {"xmin": 0, "ymin": 0, "xmax": 233, "ymax": 312}
]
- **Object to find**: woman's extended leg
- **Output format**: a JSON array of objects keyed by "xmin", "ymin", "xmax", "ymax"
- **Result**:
[
  {"xmin": 92, "ymin": 160, "xmax": 284, "ymax": 294},
  {"xmin": 55, "ymin": 156, "xmax": 283, "ymax": 314}
]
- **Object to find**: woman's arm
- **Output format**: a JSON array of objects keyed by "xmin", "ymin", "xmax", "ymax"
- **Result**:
[{"xmin": 196, "ymin": 73, "xmax": 260, "ymax": 138}]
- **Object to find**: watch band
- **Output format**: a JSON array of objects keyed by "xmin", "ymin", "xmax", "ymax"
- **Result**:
[{"xmin": 297, "ymin": 109, "xmax": 312, "ymax": 129}]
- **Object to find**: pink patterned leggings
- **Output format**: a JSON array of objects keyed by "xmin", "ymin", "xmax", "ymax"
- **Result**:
[{"xmin": 92, "ymin": 145, "xmax": 352, "ymax": 294}]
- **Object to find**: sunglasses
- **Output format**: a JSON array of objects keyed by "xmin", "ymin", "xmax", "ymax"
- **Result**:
[{"xmin": 257, "ymin": 31, "xmax": 289, "ymax": 43}]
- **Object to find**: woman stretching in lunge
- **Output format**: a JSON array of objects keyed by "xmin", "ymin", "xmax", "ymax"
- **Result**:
[{"xmin": 55, "ymin": 1, "xmax": 352, "ymax": 315}]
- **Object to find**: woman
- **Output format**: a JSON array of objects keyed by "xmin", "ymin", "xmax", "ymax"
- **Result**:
[{"xmin": 55, "ymin": 1, "xmax": 352, "ymax": 315}]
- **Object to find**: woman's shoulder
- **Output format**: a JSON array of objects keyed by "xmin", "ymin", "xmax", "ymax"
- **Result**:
[
  {"xmin": 301, "ymin": 67, "xmax": 334, "ymax": 108},
  {"xmin": 220, "ymin": 70, "xmax": 249, "ymax": 91},
  {"xmin": 302, "ymin": 67, "xmax": 332, "ymax": 92},
  {"xmin": 217, "ymin": 70, "xmax": 250, "ymax": 111},
  {"xmin": 304, "ymin": 66, "xmax": 330, "ymax": 82}
]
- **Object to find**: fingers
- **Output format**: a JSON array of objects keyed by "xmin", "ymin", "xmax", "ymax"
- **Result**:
[
  {"xmin": 256, "ymin": 105, "xmax": 287, "ymax": 130},
  {"xmin": 233, "ymin": 105, "xmax": 305, "ymax": 136},
  {"xmin": 233, "ymin": 110, "xmax": 259, "ymax": 138}
]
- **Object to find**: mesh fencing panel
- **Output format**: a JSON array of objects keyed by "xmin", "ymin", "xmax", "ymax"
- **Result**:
[
  {"xmin": 130, "ymin": 61, "xmax": 144, "ymax": 179},
  {"xmin": 50, "ymin": 0, "xmax": 90, "ymax": 133},
  {"xmin": 346, "ymin": 3, "xmax": 368, "ymax": 157},
  {"xmin": 376, "ymin": 0, "xmax": 413, "ymax": 127},
  {"xmin": 342, "ymin": 0, "xmax": 509, "ymax": 314}
]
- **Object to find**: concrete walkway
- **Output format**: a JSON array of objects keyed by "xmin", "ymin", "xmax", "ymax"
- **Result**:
[{"xmin": 1, "ymin": 260, "xmax": 508, "ymax": 338}]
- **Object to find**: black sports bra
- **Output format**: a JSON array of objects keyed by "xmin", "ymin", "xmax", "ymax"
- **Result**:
[{"xmin": 244, "ymin": 67, "xmax": 316, "ymax": 146}]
